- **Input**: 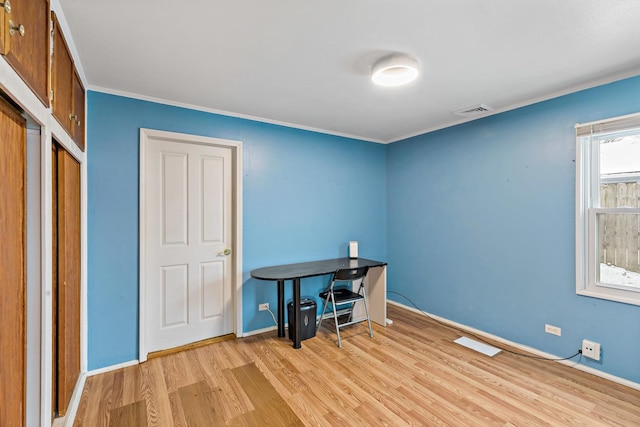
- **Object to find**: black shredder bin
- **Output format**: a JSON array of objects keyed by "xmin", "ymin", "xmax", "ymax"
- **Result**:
[{"xmin": 288, "ymin": 298, "xmax": 317, "ymax": 341}]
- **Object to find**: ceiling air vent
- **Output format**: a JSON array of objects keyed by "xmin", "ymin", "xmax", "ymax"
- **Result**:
[{"xmin": 454, "ymin": 103, "xmax": 494, "ymax": 117}]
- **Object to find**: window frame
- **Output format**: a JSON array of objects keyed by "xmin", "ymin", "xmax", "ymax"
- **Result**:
[{"xmin": 575, "ymin": 113, "xmax": 640, "ymax": 306}]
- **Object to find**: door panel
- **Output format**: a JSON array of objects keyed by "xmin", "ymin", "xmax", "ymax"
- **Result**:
[
  {"xmin": 0, "ymin": 5, "xmax": 9, "ymax": 54},
  {"xmin": 71, "ymin": 70, "xmax": 85, "ymax": 150},
  {"xmin": 161, "ymin": 152, "xmax": 188, "ymax": 245},
  {"xmin": 51, "ymin": 12, "xmax": 73, "ymax": 137},
  {"xmin": 51, "ymin": 144, "xmax": 57, "ymax": 423},
  {"xmin": 201, "ymin": 156, "xmax": 225, "ymax": 242},
  {"xmin": 144, "ymin": 136, "xmax": 233, "ymax": 353},
  {"xmin": 55, "ymin": 146, "xmax": 81, "ymax": 416},
  {"xmin": 51, "ymin": 12, "xmax": 85, "ymax": 152},
  {"xmin": 2, "ymin": 0, "xmax": 49, "ymax": 106},
  {"xmin": 201, "ymin": 261, "xmax": 225, "ymax": 319},
  {"xmin": 162, "ymin": 264, "xmax": 188, "ymax": 327},
  {"xmin": 0, "ymin": 96, "xmax": 27, "ymax": 426}
]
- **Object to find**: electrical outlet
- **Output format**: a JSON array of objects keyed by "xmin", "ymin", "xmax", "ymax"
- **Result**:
[
  {"xmin": 259, "ymin": 303, "xmax": 269, "ymax": 311},
  {"xmin": 582, "ymin": 339, "xmax": 601, "ymax": 361},
  {"xmin": 545, "ymin": 324, "xmax": 561, "ymax": 336}
]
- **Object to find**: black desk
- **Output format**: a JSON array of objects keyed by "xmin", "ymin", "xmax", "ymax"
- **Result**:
[{"xmin": 251, "ymin": 257, "xmax": 387, "ymax": 349}]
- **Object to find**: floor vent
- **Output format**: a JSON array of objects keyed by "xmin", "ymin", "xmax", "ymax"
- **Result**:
[
  {"xmin": 454, "ymin": 336, "xmax": 501, "ymax": 357},
  {"xmin": 454, "ymin": 103, "xmax": 494, "ymax": 117}
]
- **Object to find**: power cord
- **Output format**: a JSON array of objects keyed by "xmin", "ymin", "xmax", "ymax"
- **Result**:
[
  {"xmin": 265, "ymin": 307, "xmax": 278, "ymax": 326},
  {"xmin": 387, "ymin": 290, "xmax": 582, "ymax": 362}
]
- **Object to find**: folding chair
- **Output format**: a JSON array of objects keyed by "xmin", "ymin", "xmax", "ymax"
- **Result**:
[{"xmin": 317, "ymin": 266, "xmax": 373, "ymax": 348}]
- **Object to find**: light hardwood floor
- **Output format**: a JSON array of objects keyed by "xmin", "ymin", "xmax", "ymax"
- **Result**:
[{"xmin": 74, "ymin": 305, "xmax": 640, "ymax": 426}]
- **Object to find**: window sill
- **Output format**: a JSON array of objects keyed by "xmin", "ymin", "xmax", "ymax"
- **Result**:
[{"xmin": 577, "ymin": 288, "xmax": 640, "ymax": 307}]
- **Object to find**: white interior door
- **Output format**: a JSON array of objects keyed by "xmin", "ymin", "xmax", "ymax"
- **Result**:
[{"xmin": 142, "ymin": 133, "xmax": 234, "ymax": 353}]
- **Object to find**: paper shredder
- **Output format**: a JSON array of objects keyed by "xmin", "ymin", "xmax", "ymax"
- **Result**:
[{"xmin": 288, "ymin": 298, "xmax": 317, "ymax": 341}]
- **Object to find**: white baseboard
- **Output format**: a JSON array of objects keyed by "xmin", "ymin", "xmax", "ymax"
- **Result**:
[
  {"xmin": 243, "ymin": 325, "xmax": 280, "ymax": 337},
  {"xmin": 56, "ymin": 360, "xmax": 138, "ymax": 426},
  {"xmin": 387, "ymin": 300, "xmax": 640, "ymax": 391},
  {"xmin": 87, "ymin": 359, "xmax": 139, "ymax": 377},
  {"xmin": 53, "ymin": 370, "xmax": 87, "ymax": 427}
]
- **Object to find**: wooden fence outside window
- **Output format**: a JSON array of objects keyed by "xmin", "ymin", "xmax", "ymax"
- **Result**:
[{"xmin": 599, "ymin": 181, "xmax": 640, "ymax": 274}]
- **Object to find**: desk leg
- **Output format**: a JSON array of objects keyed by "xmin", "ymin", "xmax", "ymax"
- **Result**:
[
  {"xmin": 292, "ymin": 277, "xmax": 301, "ymax": 349},
  {"xmin": 277, "ymin": 280, "xmax": 285, "ymax": 337},
  {"xmin": 366, "ymin": 265, "xmax": 387, "ymax": 326}
]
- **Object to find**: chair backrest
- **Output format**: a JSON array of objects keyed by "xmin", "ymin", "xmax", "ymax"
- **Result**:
[{"xmin": 333, "ymin": 266, "xmax": 369, "ymax": 282}]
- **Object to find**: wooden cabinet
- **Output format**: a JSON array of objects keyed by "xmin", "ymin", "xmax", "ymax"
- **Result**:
[
  {"xmin": 0, "ymin": 0, "xmax": 50, "ymax": 107},
  {"xmin": 0, "ymin": 2, "xmax": 9, "ymax": 54},
  {"xmin": 52, "ymin": 12, "xmax": 84, "ymax": 151},
  {"xmin": 71, "ymin": 70, "xmax": 85, "ymax": 149},
  {"xmin": 51, "ymin": 12, "xmax": 72, "ymax": 137}
]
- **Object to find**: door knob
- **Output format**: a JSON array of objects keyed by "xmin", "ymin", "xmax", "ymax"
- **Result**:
[
  {"xmin": 9, "ymin": 20, "xmax": 24, "ymax": 37},
  {"xmin": 223, "ymin": 248, "xmax": 232, "ymax": 256},
  {"xmin": 1, "ymin": 1, "xmax": 11, "ymax": 14}
]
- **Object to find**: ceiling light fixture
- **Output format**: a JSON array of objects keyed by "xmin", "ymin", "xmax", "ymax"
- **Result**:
[{"xmin": 371, "ymin": 53, "xmax": 419, "ymax": 87}]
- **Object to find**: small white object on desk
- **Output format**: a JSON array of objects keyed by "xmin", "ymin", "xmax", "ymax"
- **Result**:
[{"xmin": 349, "ymin": 241, "xmax": 358, "ymax": 258}]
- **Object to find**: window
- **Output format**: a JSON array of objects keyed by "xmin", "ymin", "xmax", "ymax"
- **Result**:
[{"xmin": 576, "ymin": 113, "xmax": 640, "ymax": 305}]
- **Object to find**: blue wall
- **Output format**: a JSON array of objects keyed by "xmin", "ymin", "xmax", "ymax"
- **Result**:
[
  {"xmin": 387, "ymin": 76, "xmax": 640, "ymax": 383},
  {"xmin": 88, "ymin": 75, "xmax": 640, "ymax": 384},
  {"xmin": 87, "ymin": 92, "xmax": 387, "ymax": 370}
]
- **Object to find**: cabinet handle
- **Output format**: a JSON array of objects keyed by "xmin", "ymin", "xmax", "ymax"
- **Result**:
[
  {"xmin": 9, "ymin": 20, "xmax": 24, "ymax": 37},
  {"xmin": 0, "ymin": 1, "xmax": 11, "ymax": 14},
  {"xmin": 69, "ymin": 113, "xmax": 81, "ymax": 126}
]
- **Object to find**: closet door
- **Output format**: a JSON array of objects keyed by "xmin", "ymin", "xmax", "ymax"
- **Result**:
[
  {"xmin": 0, "ymin": 97, "xmax": 27, "ymax": 425},
  {"xmin": 54, "ymin": 144, "xmax": 81, "ymax": 416},
  {"xmin": 51, "ymin": 144, "xmax": 57, "ymax": 422}
]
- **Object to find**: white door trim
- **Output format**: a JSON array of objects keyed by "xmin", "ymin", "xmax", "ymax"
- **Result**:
[{"xmin": 139, "ymin": 128, "xmax": 243, "ymax": 362}]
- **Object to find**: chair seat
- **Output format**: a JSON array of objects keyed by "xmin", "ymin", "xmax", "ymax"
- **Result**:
[{"xmin": 319, "ymin": 288, "xmax": 364, "ymax": 304}]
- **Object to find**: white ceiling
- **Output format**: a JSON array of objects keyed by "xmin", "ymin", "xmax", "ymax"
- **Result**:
[{"xmin": 58, "ymin": 0, "xmax": 640, "ymax": 143}]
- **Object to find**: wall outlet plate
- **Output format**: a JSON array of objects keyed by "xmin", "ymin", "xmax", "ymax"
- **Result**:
[
  {"xmin": 259, "ymin": 303, "xmax": 269, "ymax": 311},
  {"xmin": 582, "ymin": 339, "xmax": 601, "ymax": 361},
  {"xmin": 545, "ymin": 324, "xmax": 561, "ymax": 336}
]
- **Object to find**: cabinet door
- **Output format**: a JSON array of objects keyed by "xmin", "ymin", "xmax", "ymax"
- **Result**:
[
  {"xmin": 71, "ymin": 70, "xmax": 85, "ymax": 151},
  {"xmin": 51, "ymin": 12, "xmax": 84, "ymax": 152},
  {"xmin": 2, "ymin": 0, "xmax": 50, "ymax": 107},
  {"xmin": 51, "ymin": 12, "xmax": 73, "ymax": 138},
  {"xmin": 0, "ymin": 95, "xmax": 27, "ymax": 427},
  {"xmin": 0, "ymin": 3, "xmax": 9, "ymax": 55}
]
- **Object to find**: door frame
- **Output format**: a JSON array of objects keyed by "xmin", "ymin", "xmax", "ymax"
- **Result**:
[{"xmin": 139, "ymin": 128, "xmax": 243, "ymax": 362}]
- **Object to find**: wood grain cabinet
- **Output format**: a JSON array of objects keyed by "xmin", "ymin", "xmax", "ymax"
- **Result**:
[
  {"xmin": 0, "ymin": 0, "xmax": 50, "ymax": 107},
  {"xmin": 52, "ymin": 11, "xmax": 85, "ymax": 151},
  {"xmin": 0, "ymin": 1, "xmax": 9, "ymax": 54},
  {"xmin": 71, "ymin": 70, "xmax": 85, "ymax": 149}
]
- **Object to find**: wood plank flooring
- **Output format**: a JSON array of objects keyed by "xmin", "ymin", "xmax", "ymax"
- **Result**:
[{"xmin": 74, "ymin": 305, "xmax": 640, "ymax": 426}]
